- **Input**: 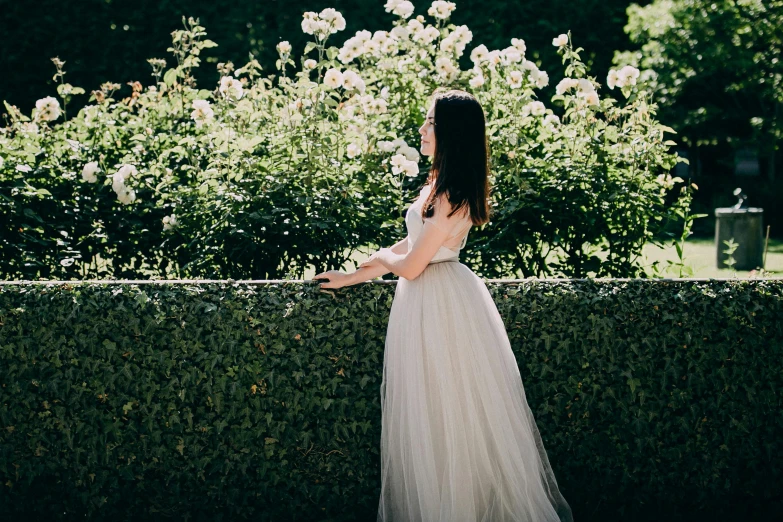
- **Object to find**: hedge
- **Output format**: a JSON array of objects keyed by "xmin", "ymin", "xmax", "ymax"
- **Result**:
[{"xmin": 1, "ymin": 279, "xmax": 782, "ymax": 521}]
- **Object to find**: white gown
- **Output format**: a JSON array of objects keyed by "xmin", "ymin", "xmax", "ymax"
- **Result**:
[{"xmin": 377, "ymin": 184, "xmax": 574, "ymax": 522}]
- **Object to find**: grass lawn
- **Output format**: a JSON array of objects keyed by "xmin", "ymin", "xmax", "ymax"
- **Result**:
[
  {"xmin": 641, "ymin": 237, "xmax": 783, "ymax": 279},
  {"xmin": 303, "ymin": 238, "xmax": 783, "ymax": 280}
]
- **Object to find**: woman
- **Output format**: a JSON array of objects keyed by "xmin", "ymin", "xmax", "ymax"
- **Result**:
[{"xmin": 314, "ymin": 89, "xmax": 574, "ymax": 522}]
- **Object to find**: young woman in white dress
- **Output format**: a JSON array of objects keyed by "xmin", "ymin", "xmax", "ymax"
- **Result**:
[{"xmin": 314, "ymin": 89, "xmax": 574, "ymax": 522}]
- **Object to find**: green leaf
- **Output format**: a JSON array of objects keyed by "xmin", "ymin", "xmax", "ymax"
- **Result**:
[{"xmin": 163, "ymin": 69, "xmax": 179, "ymax": 87}]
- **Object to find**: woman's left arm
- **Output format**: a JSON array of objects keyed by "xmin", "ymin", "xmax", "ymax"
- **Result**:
[
  {"xmin": 362, "ymin": 193, "xmax": 465, "ymax": 280},
  {"xmin": 368, "ymin": 222, "xmax": 452, "ymax": 280}
]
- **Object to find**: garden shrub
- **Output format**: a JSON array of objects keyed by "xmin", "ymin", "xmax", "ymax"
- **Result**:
[
  {"xmin": 1, "ymin": 279, "xmax": 781, "ymax": 521},
  {"xmin": 1, "ymin": 2, "xmax": 691, "ymax": 281}
]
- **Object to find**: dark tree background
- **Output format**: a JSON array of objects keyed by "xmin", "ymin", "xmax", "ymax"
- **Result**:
[{"xmin": 0, "ymin": 0, "xmax": 638, "ymax": 115}]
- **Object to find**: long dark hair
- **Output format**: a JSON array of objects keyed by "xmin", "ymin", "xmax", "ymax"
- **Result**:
[{"xmin": 420, "ymin": 89, "xmax": 491, "ymax": 226}]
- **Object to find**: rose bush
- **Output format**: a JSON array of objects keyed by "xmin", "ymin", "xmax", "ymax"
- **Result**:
[{"xmin": 0, "ymin": 1, "xmax": 691, "ymax": 280}]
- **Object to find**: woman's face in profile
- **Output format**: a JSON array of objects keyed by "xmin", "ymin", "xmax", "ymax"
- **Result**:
[{"xmin": 418, "ymin": 104, "xmax": 436, "ymax": 157}]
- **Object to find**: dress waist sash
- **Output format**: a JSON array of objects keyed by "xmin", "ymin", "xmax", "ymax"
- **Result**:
[{"xmin": 428, "ymin": 257, "xmax": 460, "ymax": 265}]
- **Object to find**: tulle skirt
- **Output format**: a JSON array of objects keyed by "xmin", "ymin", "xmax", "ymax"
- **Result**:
[{"xmin": 377, "ymin": 259, "xmax": 574, "ymax": 522}]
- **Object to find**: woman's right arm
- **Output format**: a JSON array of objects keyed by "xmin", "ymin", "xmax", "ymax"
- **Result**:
[{"xmin": 344, "ymin": 236, "xmax": 409, "ymax": 286}]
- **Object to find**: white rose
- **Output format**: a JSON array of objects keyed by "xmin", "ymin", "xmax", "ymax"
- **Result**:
[
  {"xmin": 521, "ymin": 59, "xmax": 538, "ymax": 71},
  {"xmin": 384, "ymin": 0, "xmax": 403, "ymax": 12},
  {"xmin": 469, "ymin": 74, "xmax": 485, "ymax": 88},
  {"xmin": 323, "ymin": 68, "xmax": 344, "ymax": 89},
  {"xmin": 415, "ymin": 25, "xmax": 440, "ymax": 44},
  {"xmin": 306, "ymin": 18, "xmax": 322, "ymax": 36},
  {"xmin": 555, "ymin": 78, "xmax": 579, "ymax": 95},
  {"xmin": 112, "ymin": 175, "xmax": 125, "ymax": 193},
  {"xmin": 452, "ymin": 25, "xmax": 472, "ymax": 45},
  {"xmin": 577, "ymin": 79, "xmax": 596, "ymax": 95},
  {"xmin": 403, "ymin": 159, "xmax": 420, "ymax": 177},
  {"xmin": 435, "ymin": 56, "xmax": 457, "ymax": 78},
  {"xmin": 342, "ymin": 70, "xmax": 361, "ymax": 90},
  {"xmin": 380, "ymin": 87, "xmax": 390, "ymax": 99},
  {"xmin": 390, "ymin": 153, "xmax": 408, "ymax": 174},
  {"xmin": 319, "ymin": 8, "xmax": 337, "ymax": 21},
  {"xmin": 583, "ymin": 92, "xmax": 600, "ymax": 106},
  {"xmin": 359, "ymin": 94, "xmax": 375, "ymax": 110},
  {"xmin": 372, "ymin": 30, "xmax": 390, "ymax": 44},
  {"xmin": 486, "ymin": 50, "xmax": 502, "ymax": 68},
  {"xmin": 399, "ymin": 145, "xmax": 421, "ymax": 162},
  {"xmin": 219, "ymin": 76, "xmax": 243, "ymax": 100},
  {"xmin": 112, "ymin": 165, "xmax": 135, "ymax": 192},
  {"xmin": 524, "ymin": 101, "xmax": 546, "ymax": 117},
  {"xmin": 607, "ymin": 69, "xmax": 620, "ymax": 90},
  {"xmin": 363, "ymin": 39, "xmax": 380, "ymax": 55},
  {"xmin": 407, "ymin": 19, "xmax": 424, "ymax": 34},
  {"xmin": 507, "ymin": 70, "xmax": 524, "ymax": 89},
  {"xmin": 378, "ymin": 140, "xmax": 396, "ymax": 153},
  {"xmin": 301, "ymin": 13, "xmax": 317, "ymax": 35},
  {"xmin": 319, "ymin": 20, "xmax": 332, "ymax": 37},
  {"xmin": 276, "ymin": 41, "xmax": 292, "ymax": 55},
  {"xmin": 618, "ymin": 65, "xmax": 640, "ymax": 87},
  {"xmin": 428, "ymin": 1, "xmax": 456, "ymax": 19},
  {"xmin": 35, "ymin": 96, "xmax": 61, "ymax": 122},
  {"xmin": 190, "ymin": 99, "xmax": 214, "ymax": 127},
  {"xmin": 390, "ymin": 26, "xmax": 410, "ymax": 39},
  {"xmin": 371, "ymin": 98, "xmax": 388, "ymax": 114},
  {"xmin": 81, "ymin": 161, "xmax": 100, "ymax": 183},
  {"xmin": 393, "ymin": 0, "xmax": 414, "ymax": 18},
  {"xmin": 117, "ymin": 164, "xmax": 136, "ymax": 181},
  {"xmin": 332, "ymin": 13, "xmax": 347, "ymax": 32},
  {"xmin": 502, "ymin": 49, "xmax": 522, "ymax": 65},
  {"xmin": 552, "ymin": 34, "xmax": 569, "ymax": 47},
  {"xmin": 511, "ymin": 38, "xmax": 526, "ymax": 54},
  {"xmin": 316, "ymin": 19, "xmax": 332, "ymax": 38},
  {"xmin": 304, "ymin": 59, "xmax": 317, "ymax": 70},
  {"xmin": 470, "ymin": 44, "xmax": 489, "ymax": 64},
  {"xmin": 656, "ymin": 174, "xmax": 674, "ymax": 189},
  {"xmin": 346, "ymin": 143, "xmax": 361, "ymax": 159},
  {"xmin": 357, "ymin": 30, "xmax": 372, "ymax": 43},
  {"xmin": 162, "ymin": 214, "xmax": 178, "ymax": 231},
  {"xmin": 530, "ymin": 70, "xmax": 548, "ymax": 88},
  {"xmin": 440, "ymin": 37, "xmax": 456, "ymax": 53},
  {"xmin": 380, "ymin": 38, "xmax": 398, "ymax": 54},
  {"xmin": 117, "ymin": 187, "xmax": 136, "ymax": 205},
  {"xmin": 338, "ymin": 49, "xmax": 357, "ymax": 64}
]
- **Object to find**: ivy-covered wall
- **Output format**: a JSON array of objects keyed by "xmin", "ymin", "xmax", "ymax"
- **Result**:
[{"xmin": 1, "ymin": 279, "xmax": 781, "ymax": 521}]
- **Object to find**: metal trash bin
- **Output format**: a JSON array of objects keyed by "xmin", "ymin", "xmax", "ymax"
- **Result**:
[{"xmin": 714, "ymin": 189, "xmax": 764, "ymax": 270}]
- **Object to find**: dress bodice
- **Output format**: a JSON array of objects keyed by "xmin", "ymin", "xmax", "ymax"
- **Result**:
[{"xmin": 405, "ymin": 184, "xmax": 472, "ymax": 263}]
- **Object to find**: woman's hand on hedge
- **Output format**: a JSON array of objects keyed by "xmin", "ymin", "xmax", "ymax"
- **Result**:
[{"xmin": 313, "ymin": 270, "xmax": 351, "ymax": 289}]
